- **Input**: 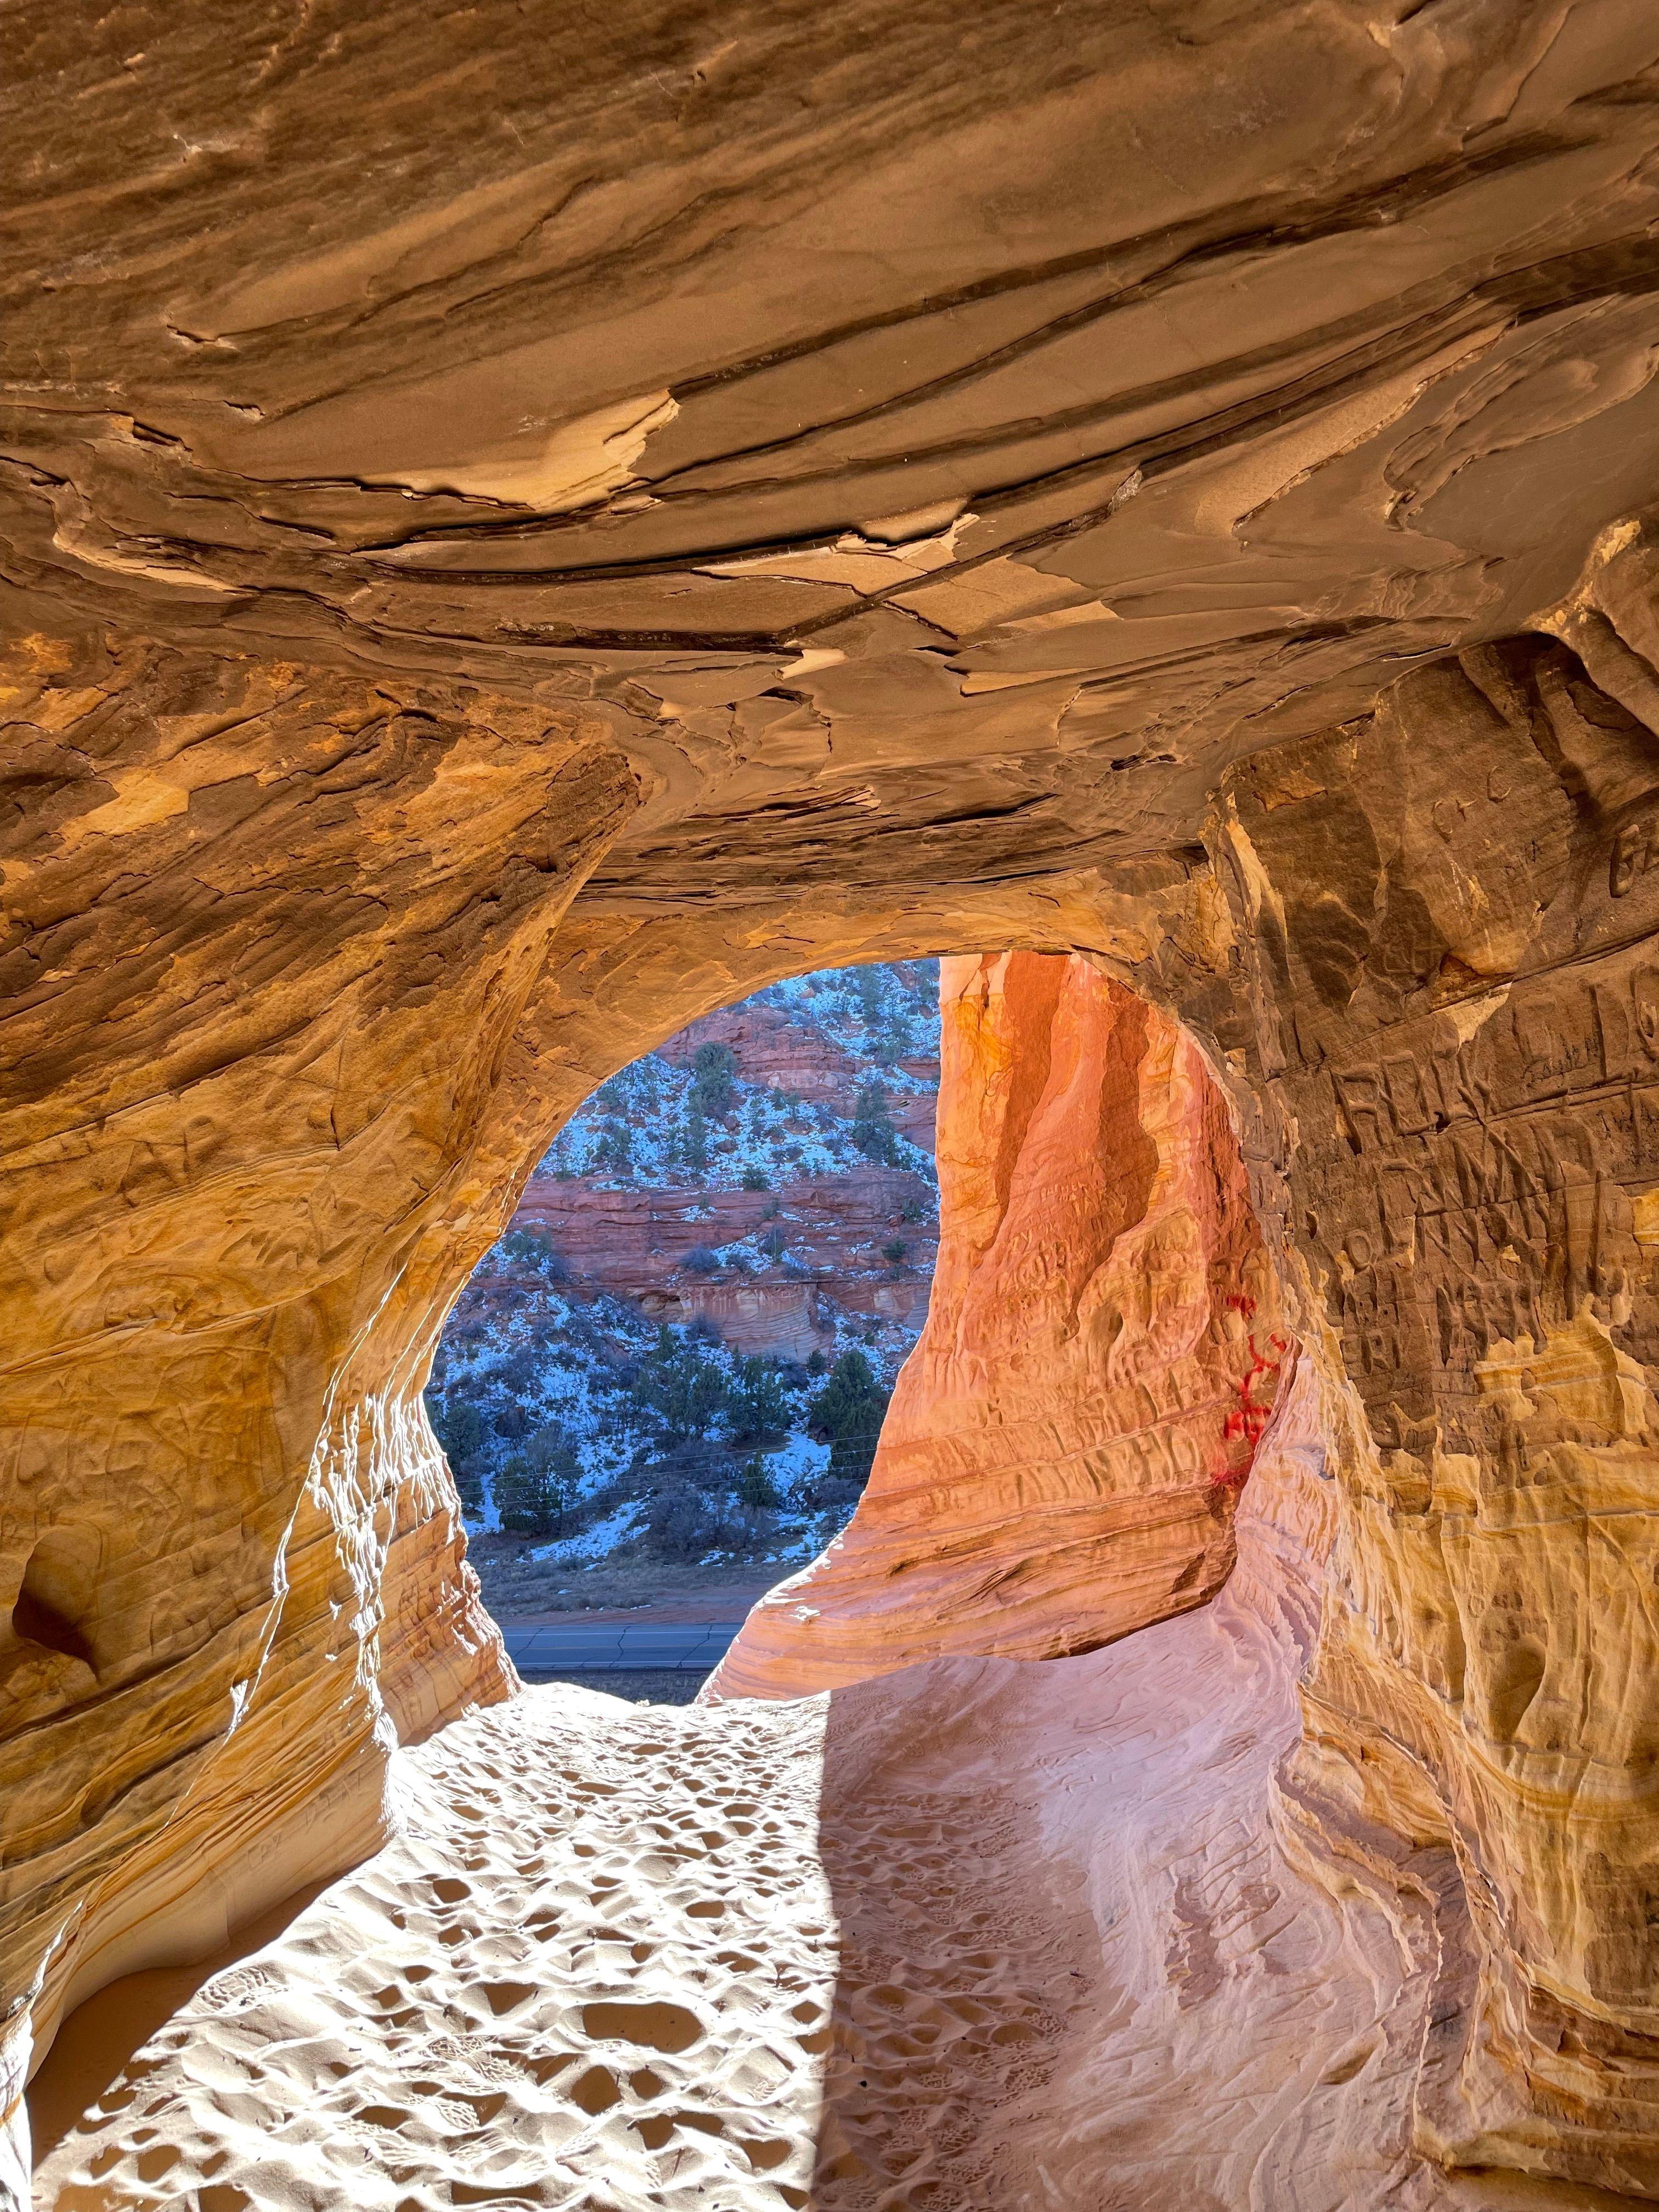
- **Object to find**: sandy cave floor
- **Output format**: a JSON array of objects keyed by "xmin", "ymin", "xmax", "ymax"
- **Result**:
[{"xmin": 29, "ymin": 1592, "xmax": 1633, "ymax": 2212}]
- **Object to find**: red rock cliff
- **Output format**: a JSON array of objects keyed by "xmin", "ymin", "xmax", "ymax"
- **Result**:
[
  {"xmin": 658, "ymin": 999, "xmax": 939, "ymax": 1150},
  {"xmin": 501, "ymin": 985, "xmax": 940, "ymax": 1358}
]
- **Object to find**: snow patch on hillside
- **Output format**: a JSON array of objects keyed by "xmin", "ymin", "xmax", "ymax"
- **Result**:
[
  {"xmin": 532, "ymin": 1499, "xmax": 646, "ymax": 1564},
  {"xmin": 537, "ymin": 960, "xmax": 939, "ymax": 1194}
]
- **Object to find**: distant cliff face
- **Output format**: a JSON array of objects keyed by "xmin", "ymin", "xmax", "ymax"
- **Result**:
[
  {"xmin": 425, "ymin": 963, "xmax": 942, "ymax": 1585},
  {"xmin": 654, "ymin": 995, "xmax": 940, "ymax": 1153},
  {"xmin": 501, "ymin": 959, "xmax": 939, "ymax": 1362},
  {"xmin": 514, "ymin": 1171, "xmax": 933, "ymax": 1362}
]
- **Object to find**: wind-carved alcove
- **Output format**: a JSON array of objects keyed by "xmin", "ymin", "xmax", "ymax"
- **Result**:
[
  {"xmin": 710, "ymin": 951, "xmax": 1289, "ymax": 1700},
  {"xmin": 12, "ymin": 1, "xmax": 1659, "ymax": 2198},
  {"xmin": 9, "ymin": 1528, "xmax": 100, "ymax": 1675},
  {"xmin": 15, "ymin": 619, "xmax": 1659, "ymax": 2202}
]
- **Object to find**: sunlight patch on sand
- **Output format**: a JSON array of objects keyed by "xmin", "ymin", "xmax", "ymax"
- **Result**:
[{"xmin": 35, "ymin": 1686, "xmax": 835, "ymax": 2210}]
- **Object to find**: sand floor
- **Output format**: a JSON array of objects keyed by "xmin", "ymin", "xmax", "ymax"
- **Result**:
[{"xmin": 29, "ymin": 1583, "xmax": 1632, "ymax": 2211}]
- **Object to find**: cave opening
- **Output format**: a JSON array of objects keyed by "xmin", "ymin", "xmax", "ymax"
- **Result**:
[
  {"xmin": 704, "ymin": 949, "xmax": 1293, "ymax": 1703},
  {"xmin": 415, "ymin": 941, "xmax": 1288, "ymax": 1709},
  {"xmin": 14, "ymin": 5, "xmax": 1659, "ymax": 2185},
  {"xmin": 9, "ymin": 1528, "xmax": 100, "ymax": 1674},
  {"xmin": 24, "ymin": 945, "xmax": 1317, "ymax": 2210},
  {"xmin": 426, "ymin": 958, "xmax": 946, "ymax": 1699}
]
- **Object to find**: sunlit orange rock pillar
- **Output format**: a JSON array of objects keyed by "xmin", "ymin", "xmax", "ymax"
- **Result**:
[{"xmin": 708, "ymin": 951, "xmax": 1287, "ymax": 1700}]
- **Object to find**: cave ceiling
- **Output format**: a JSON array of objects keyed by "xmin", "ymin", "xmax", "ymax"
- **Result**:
[{"xmin": 8, "ymin": 0, "xmax": 1659, "ymax": 911}]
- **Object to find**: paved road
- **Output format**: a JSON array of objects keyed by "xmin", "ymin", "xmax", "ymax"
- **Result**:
[{"xmin": 504, "ymin": 1620, "xmax": 748, "ymax": 1677}]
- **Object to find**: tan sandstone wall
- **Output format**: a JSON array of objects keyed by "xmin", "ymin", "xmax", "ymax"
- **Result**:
[
  {"xmin": 710, "ymin": 950, "xmax": 1287, "ymax": 1699},
  {"xmin": 0, "ymin": 636, "xmax": 636, "ymax": 2146},
  {"xmin": 0, "ymin": 619, "xmax": 1146, "ymax": 2183},
  {"xmin": 1203, "ymin": 600, "xmax": 1659, "ymax": 2193}
]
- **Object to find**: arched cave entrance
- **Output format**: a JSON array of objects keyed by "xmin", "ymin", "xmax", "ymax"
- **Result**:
[
  {"xmin": 18, "ymin": 934, "xmax": 1297, "ymax": 2179},
  {"xmin": 20, "ymin": 5, "xmax": 1659, "ymax": 2194},
  {"xmin": 429, "ymin": 958, "xmax": 947, "ymax": 1694},
  {"xmin": 414, "ymin": 945, "xmax": 1288, "ymax": 1708}
]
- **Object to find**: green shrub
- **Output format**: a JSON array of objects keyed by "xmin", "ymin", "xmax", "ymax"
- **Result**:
[
  {"xmin": 728, "ymin": 1356, "xmax": 791, "ymax": 1441},
  {"xmin": 736, "ymin": 1453, "xmax": 781, "ymax": 1509},
  {"xmin": 851, "ymin": 1079, "xmax": 901, "ymax": 1166},
  {"xmin": 496, "ymin": 1427, "xmax": 580, "ymax": 1536},
  {"xmin": 596, "ymin": 1120, "xmax": 633, "ymax": 1172},
  {"xmin": 433, "ymin": 1396, "xmax": 486, "ymax": 1468},
  {"xmin": 633, "ymin": 1335, "xmax": 727, "ymax": 1440},
  {"xmin": 498, "ymin": 1225, "xmax": 568, "ymax": 1277},
  {"xmin": 806, "ymin": 1349, "xmax": 891, "ymax": 1488},
  {"xmin": 690, "ymin": 1041, "xmax": 738, "ymax": 1119}
]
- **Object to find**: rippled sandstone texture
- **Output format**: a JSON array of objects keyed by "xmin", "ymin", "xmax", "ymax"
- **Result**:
[
  {"xmin": 12, "ymin": 1, "xmax": 1659, "ymax": 2198},
  {"xmin": 709, "ymin": 951, "xmax": 1284, "ymax": 1697}
]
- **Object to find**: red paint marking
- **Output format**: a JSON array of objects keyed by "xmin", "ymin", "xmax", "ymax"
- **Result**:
[{"xmin": 1209, "ymin": 1330, "xmax": 1289, "ymax": 1488}]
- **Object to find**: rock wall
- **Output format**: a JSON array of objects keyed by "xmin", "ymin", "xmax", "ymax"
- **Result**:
[
  {"xmin": 1199, "ymin": 613, "xmax": 1659, "ymax": 2192},
  {"xmin": 0, "ymin": 639, "xmax": 633, "ymax": 2146},
  {"xmin": 0, "ymin": 620, "xmax": 1112, "ymax": 2180},
  {"xmin": 710, "ymin": 951, "xmax": 1285, "ymax": 1697},
  {"xmin": 12, "ymin": 1, "xmax": 1659, "ymax": 2194}
]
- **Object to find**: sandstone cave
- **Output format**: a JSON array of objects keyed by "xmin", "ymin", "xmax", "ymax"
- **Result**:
[{"xmin": 11, "ymin": 4, "xmax": 1659, "ymax": 2205}]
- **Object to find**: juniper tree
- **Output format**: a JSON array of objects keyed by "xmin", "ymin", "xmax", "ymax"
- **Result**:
[{"xmin": 806, "ymin": 1349, "xmax": 891, "ymax": 1488}]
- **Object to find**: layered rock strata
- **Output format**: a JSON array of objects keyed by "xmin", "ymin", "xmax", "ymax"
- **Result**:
[
  {"xmin": 709, "ymin": 951, "xmax": 1285, "ymax": 1697},
  {"xmin": 1205, "ymin": 620, "xmax": 1659, "ymax": 2194},
  {"xmin": 10, "ymin": 2, "xmax": 1659, "ymax": 2195},
  {"xmin": 0, "ymin": 633, "xmax": 1120, "ymax": 2187},
  {"xmin": 0, "ymin": 650, "xmax": 642, "ymax": 2141},
  {"xmin": 512, "ymin": 1164, "xmax": 937, "ymax": 1358}
]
